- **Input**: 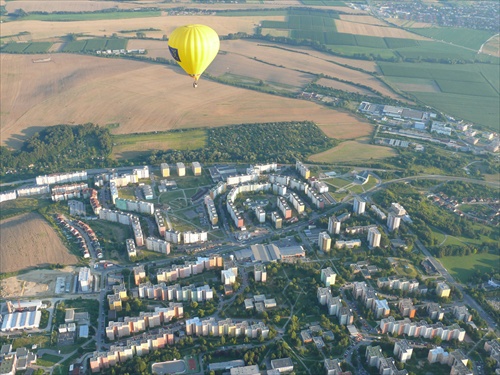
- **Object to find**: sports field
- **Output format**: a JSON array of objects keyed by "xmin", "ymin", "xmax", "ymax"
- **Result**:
[{"xmin": 439, "ymin": 252, "xmax": 500, "ymax": 284}]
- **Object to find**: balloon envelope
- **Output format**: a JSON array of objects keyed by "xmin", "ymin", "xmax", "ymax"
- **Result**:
[{"xmin": 168, "ymin": 24, "xmax": 220, "ymax": 82}]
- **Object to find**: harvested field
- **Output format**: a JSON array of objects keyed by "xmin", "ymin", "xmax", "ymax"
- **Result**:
[
  {"xmin": 0, "ymin": 267, "xmax": 78, "ymax": 298},
  {"xmin": 220, "ymin": 40, "xmax": 404, "ymax": 99},
  {"xmin": 335, "ymin": 20, "xmax": 428, "ymax": 39},
  {"xmin": 1, "ymin": 53, "xmax": 367, "ymax": 146},
  {"xmin": 0, "ymin": 212, "xmax": 78, "ymax": 273},
  {"xmin": 0, "ymin": 15, "xmax": 281, "ymax": 41},
  {"xmin": 127, "ymin": 39, "xmax": 169, "ymax": 59},
  {"xmin": 316, "ymin": 112, "xmax": 372, "ymax": 140},
  {"xmin": 309, "ymin": 138, "xmax": 396, "ymax": 163},
  {"xmin": 207, "ymin": 52, "xmax": 315, "ymax": 88},
  {"xmin": 316, "ymin": 78, "xmax": 376, "ymax": 96},
  {"xmin": 481, "ymin": 34, "xmax": 500, "ymax": 57},
  {"xmin": 4, "ymin": 1, "xmax": 139, "ymax": 13},
  {"xmin": 385, "ymin": 19, "xmax": 434, "ymax": 28},
  {"xmin": 339, "ymin": 15, "xmax": 388, "ymax": 26}
]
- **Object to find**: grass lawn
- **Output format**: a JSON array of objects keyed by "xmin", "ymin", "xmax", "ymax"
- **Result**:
[
  {"xmin": 324, "ymin": 177, "xmax": 351, "ymax": 188},
  {"xmin": 111, "ymin": 130, "xmax": 206, "ymax": 160},
  {"xmin": 349, "ymin": 184, "xmax": 365, "ymax": 194},
  {"xmin": 158, "ymin": 190, "xmax": 186, "ymax": 205},
  {"xmin": 439, "ymin": 252, "xmax": 500, "ymax": 283},
  {"xmin": 362, "ymin": 175, "xmax": 379, "ymax": 190},
  {"xmin": 13, "ymin": 334, "xmax": 50, "ymax": 349},
  {"xmin": 118, "ymin": 187, "xmax": 136, "ymax": 200},
  {"xmin": 0, "ymin": 198, "xmax": 51, "ymax": 221},
  {"xmin": 175, "ymin": 174, "xmax": 213, "ymax": 189},
  {"xmin": 37, "ymin": 353, "xmax": 63, "ymax": 367},
  {"xmin": 309, "ymin": 140, "xmax": 396, "ymax": 163}
]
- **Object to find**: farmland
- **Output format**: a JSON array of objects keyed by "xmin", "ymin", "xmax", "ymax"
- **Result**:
[
  {"xmin": 378, "ymin": 61, "xmax": 500, "ymax": 130},
  {"xmin": 409, "ymin": 27, "xmax": 495, "ymax": 51},
  {"xmin": 62, "ymin": 38, "xmax": 127, "ymax": 52},
  {"xmin": 1, "ymin": 53, "xmax": 372, "ymax": 148},
  {"xmin": 1, "ymin": 42, "xmax": 52, "ymax": 53},
  {"xmin": 0, "ymin": 212, "xmax": 78, "ymax": 273}
]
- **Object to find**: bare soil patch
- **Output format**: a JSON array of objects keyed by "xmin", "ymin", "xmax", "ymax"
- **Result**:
[
  {"xmin": 0, "ymin": 267, "xmax": 78, "ymax": 298},
  {"xmin": 0, "ymin": 212, "xmax": 78, "ymax": 273},
  {"xmin": 335, "ymin": 20, "xmax": 428, "ymax": 39},
  {"xmin": 316, "ymin": 78, "xmax": 376, "ymax": 96},
  {"xmin": 385, "ymin": 19, "xmax": 434, "ymax": 28},
  {"xmin": 1, "ymin": 53, "xmax": 369, "ymax": 146}
]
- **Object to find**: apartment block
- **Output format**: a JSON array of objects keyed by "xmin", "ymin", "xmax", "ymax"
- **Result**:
[
  {"xmin": 367, "ymin": 227, "xmax": 381, "ymax": 248},
  {"xmin": 295, "ymin": 160, "xmax": 310, "ymax": 179},
  {"xmin": 353, "ymin": 196, "xmax": 366, "ymax": 214},
  {"xmin": 321, "ymin": 267, "xmax": 336, "ymax": 287},
  {"xmin": 192, "ymin": 162, "xmax": 202, "ymax": 176},
  {"xmin": 176, "ymin": 162, "xmax": 185, "ymax": 176},
  {"xmin": 254, "ymin": 264, "xmax": 267, "ymax": 282},
  {"xmin": 328, "ymin": 215, "xmax": 341, "ymax": 235},
  {"xmin": 436, "ymin": 282, "xmax": 451, "ymax": 298},
  {"xmin": 394, "ymin": 340, "xmax": 413, "ymax": 363},
  {"xmin": 160, "ymin": 163, "xmax": 170, "ymax": 177},
  {"xmin": 318, "ymin": 232, "xmax": 332, "ymax": 252}
]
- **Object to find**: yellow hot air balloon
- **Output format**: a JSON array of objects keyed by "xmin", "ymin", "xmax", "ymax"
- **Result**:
[{"xmin": 168, "ymin": 24, "xmax": 220, "ymax": 88}]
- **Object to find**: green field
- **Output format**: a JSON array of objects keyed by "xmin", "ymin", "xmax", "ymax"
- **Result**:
[
  {"xmin": 412, "ymin": 91, "xmax": 499, "ymax": 131},
  {"xmin": 409, "ymin": 27, "xmax": 495, "ymax": 51},
  {"xmin": 20, "ymin": 10, "xmax": 161, "ymax": 22},
  {"xmin": 439, "ymin": 251, "xmax": 500, "ymax": 283},
  {"xmin": 111, "ymin": 130, "xmax": 206, "ymax": 160},
  {"xmin": 0, "ymin": 198, "xmax": 51, "ymax": 221},
  {"xmin": 1, "ymin": 41, "xmax": 52, "ymax": 53},
  {"xmin": 37, "ymin": 354, "xmax": 63, "ymax": 367},
  {"xmin": 379, "ymin": 61, "xmax": 500, "ymax": 130}
]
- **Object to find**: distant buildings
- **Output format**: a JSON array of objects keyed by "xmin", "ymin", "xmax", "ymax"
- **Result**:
[{"xmin": 379, "ymin": 316, "xmax": 465, "ymax": 342}]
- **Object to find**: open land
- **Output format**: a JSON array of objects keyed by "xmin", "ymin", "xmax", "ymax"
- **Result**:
[
  {"xmin": 0, "ymin": 15, "xmax": 281, "ymax": 40},
  {"xmin": 308, "ymin": 138, "xmax": 397, "ymax": 163},
  {"xmin": 439, "ymin": 252, "xmax": 500, "ymax": 284},
  {"xmin": 0, "ymin": 266, "xmax": 78, "ymax": 298},
  {"xmin": 316, "ymin": 78, "xmax": 377, "ymax": 96},
  {"xmin": 481, "ymin": 34, "xmax": 500, "ymax": 57},
  {"xmin": 335, "ymin": 20, "xmax": 428, "ymax": 39},
  {"xmin": 4, "ymin": 0, "xmax": 141, "ymax": 13},
  {"xmin": 219, "ymin": 40, "xmax": 405, "ymax": 100},
  {"xmin": 338, "ymin": 15, "xmax": 389, "ymax": 26},
  {"xmin": 0, "ymin": 53, "xmax": 372, "ymax": 147},
  {"xmin": 0, "ymin": 212, "xmax": 78, "ymax": 273}
]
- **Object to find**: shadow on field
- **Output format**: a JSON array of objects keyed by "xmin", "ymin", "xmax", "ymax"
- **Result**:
[{"xmin": 4, "ymin": 125, "xmax": 47, "ymax": 149}]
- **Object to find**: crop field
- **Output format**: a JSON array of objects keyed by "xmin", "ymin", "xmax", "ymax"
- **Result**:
[
  {"xmin": 316, "ymin": 78, "xmax": 375, "ymax": 96},
  {"xmin": 334, "ymin": 19, "xmax": 427, "ymax": 39},
  {"xmin": 395, "ymin": 40, "xmax": 478, "ymax": 61},
  {"xmin": 111, "ymin": 130, "xmax": 207, "ymax": 160},
  {"xmin": 1, "ymin": 42, "xmax": 53, "ymax": 53},
  {"xmin": 409, "ymin": 27, "xmax": 495, "ymax": 51},
  {"xmin": 220, "ymin": 40, "xmax": 404, "ymax": 100},
  {"xmin": 0, "ymin": 212, "xmax": 78, "ymax": 273},
  {"xmin": 378, "ymin": 61, "xmax": 499, "ymax": 130},
  {"xmin": 385, "ymin": 77, "xmax": 441, "ymax": 93},
  {"xmin": 3, "ymin": 0, "xmax": 141, "ymax": 13},
  {"xmin": 481, "ymin": 34, "xmax": 500, "ymax": 57},
  {"xmin": 0, "ymin": 14, "xmax": 281, "ymax": 41},
  {"xmin": 300, "ymin": 0, "xmax": 346, "ymax": 6},
  {"xmin": 440, "ymin": 252, "xmax": 500, "ymax": 284},
  {"xmin": 338, "ymin": 14, "xmax": 388, "ymax": 26},
  {"xmin": 62, "ymin": 38, "xmax": 127, "ymax": 53},
  {"xmin": 1, "ymin": 53, "xmax": 374, "ymax": 147},
  {"xmin": 308, "ymin": 139, "xmax": 397, "ymax": 163},
  {"xmin": 20, "ymin": 10, "xmax": 162, "ymax": 22}
]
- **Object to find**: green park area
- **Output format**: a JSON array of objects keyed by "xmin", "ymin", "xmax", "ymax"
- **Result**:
[
  {"xmin": 439, "ymin": 252, "xmax": 500, "ymax": 284},
  {"xmin": 111, "ymin": 130, "xmax": 206, "ymax": 160}
]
